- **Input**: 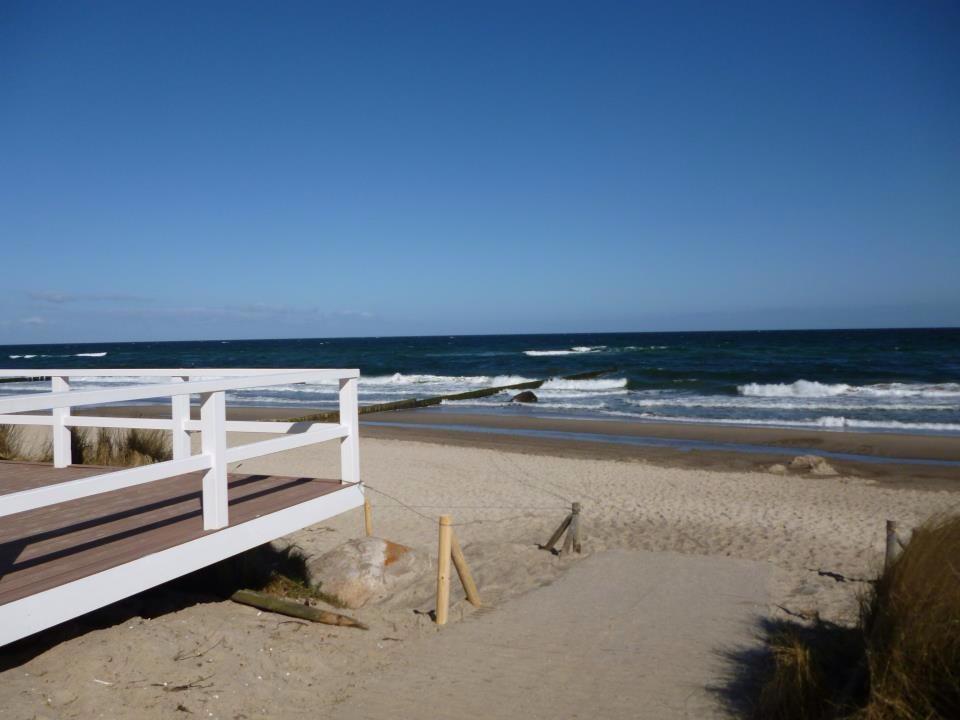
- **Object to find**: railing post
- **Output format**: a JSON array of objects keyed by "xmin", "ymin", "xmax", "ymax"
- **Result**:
[
  {"xmin": 51, "ymin": 376, "xmax": 72, "ymax": 468},
  {"xmin": 339, "ymin": 376, "xmax": 360, "ymax": 485},
  {"xmin": 171, "ymin": 376, "xmax": 191, "ymax": 460},
  {"xmin": 200, "ymin": 390, "xmax": 228, "ymax": 530}
]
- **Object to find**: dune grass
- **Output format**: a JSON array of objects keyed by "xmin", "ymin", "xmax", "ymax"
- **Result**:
[
  {"xmin": 749, "ymin": 514, "xmax": 960, "ymax": 720},
  {"xmin": 0, "ymin": 425, "xmax": 171, "ymax": 466},
  {"xmin": 0, "ymin": 424, "xmax": 23, "ymax": 460},
  {"xmin": 858, "ymin": 514, "xmax": 960, "ymax": 719},
  {"xmin": 73, "ymin": 427, "xmax": 172, "ymax": 466}
]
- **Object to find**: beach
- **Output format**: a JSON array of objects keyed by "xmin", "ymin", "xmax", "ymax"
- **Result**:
[{"xmin": 2, "ymin": 411, "xmax": 958, "ymax": 718}]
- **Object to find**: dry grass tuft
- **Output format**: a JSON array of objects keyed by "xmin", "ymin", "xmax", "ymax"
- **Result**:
[
  {"xmin": 858, "ymin": 514, "xmax": 960, "ymax": 720},
  {"xmin": 744, "ymin": 513, "xmax": 959, "ymax": 720},
  {"xmin": 0, "ymin": 424, "xmax": 24, "ymax": 460},
  {"xmin": 76, "ymin": 428, "xmax": 171, "ymax": 466}
]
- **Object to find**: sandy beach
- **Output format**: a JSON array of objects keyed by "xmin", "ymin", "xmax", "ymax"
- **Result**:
[{"xmin": 2, "ymin": 411, "xmax": 958, "ymax": 718}]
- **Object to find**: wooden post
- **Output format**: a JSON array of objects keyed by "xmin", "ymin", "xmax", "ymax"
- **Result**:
[
  {"xmin": 200, "ymin": 390, "xmax": 229, "ymax": 530},
  {"xmin": 543, "ymin": 502, "xmax": 582, "ymax": 555},
  {"xmin": 339, "ymin": 377, "xmax": 360, "ymax": 485},
  {"xmin": 562, "ymin": 502, "xmax": 582, "ymax": 555},
  {"xmin": 436, "ymin": 515, "xmax": 452, "ymax": 625},
  {"xmin": 170, "ymin": 375, "xmax": 192, "ymax": 460},
  {"xmin": 363, "ymin": 497, "xmax": 373, "ymax": 537},
  {"xmin": 450, "ymin": 532, "xmax": 481, "ymax": 607},
  {"xmin": 885, "ymin": 519, "xmax": 901, "ymax": 570},
  {"xmin": 51, "ymin": 376, "xmax": 72, "ymax": 468},
  {"xmin": 543, "ymin": 513, "xmax": 572, "ymax": 553}
]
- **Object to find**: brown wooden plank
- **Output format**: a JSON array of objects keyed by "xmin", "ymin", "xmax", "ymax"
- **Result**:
[{"xmin": 0, "ymin": 461, "xmax": 348, "ymax": 606}]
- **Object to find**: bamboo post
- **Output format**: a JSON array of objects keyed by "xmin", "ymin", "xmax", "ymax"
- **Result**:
[
  {"xmin": 450, "ymin": 532, "xmax": 481, "ymax": 607},
  {"xmin": 436, "ymin": 515, "xmax": 453, "ymax": 625},
  {"xmin": 363, "ymin": 497, "xmax": 373, "ymax": 537},
  {"xmin": 885, "ymin": 519, "xmax": 901, "ymax": 569}
]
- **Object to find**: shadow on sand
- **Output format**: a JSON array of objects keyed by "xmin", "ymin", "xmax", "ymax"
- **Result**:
[
  {"xmin": 0, "ymin": 542, "xmax": 310, "ymax": 671},
  {"xmin": 712, "ymin": 615, "xmax": 866, "ymax": 719}
]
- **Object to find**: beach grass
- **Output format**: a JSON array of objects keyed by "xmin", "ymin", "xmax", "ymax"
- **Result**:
[
  {"xmin": 71, "ymin": 427, "xmax": 171, "ymax": 466},
  {"xmin": 751, "ymin": 513, "xmax": 960, "ymax": 719},
  {"xmin": 0, "ymin": 424, "xmax": 23, "ymax": 460}
]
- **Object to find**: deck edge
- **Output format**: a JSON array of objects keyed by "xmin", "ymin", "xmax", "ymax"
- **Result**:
[{"xmin": 0, "ymin": 483, "xmax": 364, "ymax": 646}]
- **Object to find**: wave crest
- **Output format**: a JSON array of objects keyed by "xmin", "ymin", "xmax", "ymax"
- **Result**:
[{"xmin": 738, "ymin": 380, "xmax": 960, "ymax": 399}]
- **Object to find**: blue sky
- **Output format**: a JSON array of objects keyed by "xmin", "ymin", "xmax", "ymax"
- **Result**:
[{"xmin": 1, "ymin": 1, "xmax": 958, "ymax": 343}]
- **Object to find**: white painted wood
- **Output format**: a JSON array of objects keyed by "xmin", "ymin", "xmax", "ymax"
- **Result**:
[
  {"xmin": 0, "ymin": 454, "xmax": 211, "ymax": 518},
  {"xmin": 0, "ymin": 414, "xmax": 53, "ymax": 426},
  {"xmin": 65, "ymin": 416, "xmax": 173, "ymax": 430},
  {"xmin": 51, "ymin": 376, "xmax": 71, "ymax": 468},
  {"xmin": 200, "ymin": 391, "xmax": 229, "ymax": 530},
  {"xmin": 0, "ymin": 416, "xmax": 328, "ymax": 433},
  {"xmin": 0, "ymin": 370, "xmax": 350, "ymax": 414},
  {"xmin": 224, "ymin": 424, "xmax": 348, "ymax": 464},
  {"xmin": 339, "ymin": 377, "xmax": 360, "ymax": 484},
  {"xmin": 171, "ymin": 375, "xmax": 191, "ymax": 460},
  {"xmin": 0, "ymin": 483, "xmax": 364, "ymax": 646},
  {"xmin": 0, "ymin": 368, "xmax": 359, "ymax": 378},
  {"xmin": 0, "ymin": 368, "xmax": 360, "ymax": 521}
]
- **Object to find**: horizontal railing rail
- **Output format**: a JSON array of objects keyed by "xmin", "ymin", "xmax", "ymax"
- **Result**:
[{"xmin": 0, "ymin": 368, "xmax": 361, "ymax": 530}]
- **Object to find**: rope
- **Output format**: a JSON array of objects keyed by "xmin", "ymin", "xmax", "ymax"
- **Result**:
[{"xmin": 362, "ymin": 482, "xmax": 568, "ymax": 528}]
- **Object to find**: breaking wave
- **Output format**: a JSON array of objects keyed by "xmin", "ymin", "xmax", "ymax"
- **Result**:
[
  {"xmin": 738, "ymin": 380, "xmax": 960, "ymax": 399},
  {"xmin": 524, "ymin": 346, "xmax": 606, "ymax": 356},
  {"xmin": 540, "ymin": 378, "xmax": 628, "ymax": 391}
]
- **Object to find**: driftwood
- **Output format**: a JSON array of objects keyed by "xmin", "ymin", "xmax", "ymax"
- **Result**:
[{"xmin": 230, "ymin": 589, "xmax": 368, "ymax": 630}]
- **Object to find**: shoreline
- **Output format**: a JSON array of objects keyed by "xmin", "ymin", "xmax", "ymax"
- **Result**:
[{"xmin": 75, "ymin": 404, "xmax": 960, "ymax": 488}]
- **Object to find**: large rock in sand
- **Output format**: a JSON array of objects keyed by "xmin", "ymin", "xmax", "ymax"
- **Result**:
[
  {"xmin": 789, "ymin": 455, "xmax": 839, "ymax": 477},
  {"xmin": 305, "ymin": 537, "xmax": 430, "ymax": 609}
]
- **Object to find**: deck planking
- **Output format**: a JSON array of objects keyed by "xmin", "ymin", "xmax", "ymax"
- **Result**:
[{"xmin": 0, "ymin": 460, "xmax": 347, "ymax": 606}]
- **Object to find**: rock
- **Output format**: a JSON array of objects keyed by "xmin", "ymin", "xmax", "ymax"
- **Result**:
[
  {"xmin": 768, "ymin": 463, "xmax": 788, "ymax": 475},
  {"xmin": 511, "ymin": 390, "xmax": 538, "ymax": 403},
  {"xmin": 789, "ymin": 455, "xmax": 839, "ymax": 477},
  {"xmin": 305, "ymin": 537, "xmax": 430, "ymax": 609}
]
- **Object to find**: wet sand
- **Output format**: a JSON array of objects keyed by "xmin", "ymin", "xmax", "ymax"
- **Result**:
[{"xmin": 80, "ymin": 404, "xmax": 960, "ymax": 489}]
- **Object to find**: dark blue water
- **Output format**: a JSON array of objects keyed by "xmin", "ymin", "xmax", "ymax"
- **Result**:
[{"xmin": 2, "ymin": 329, "xmax": 959, "ymax": 433}]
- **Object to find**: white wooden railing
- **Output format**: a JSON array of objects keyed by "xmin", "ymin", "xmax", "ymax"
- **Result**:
[{"xmin": 0, "ymin": 369, "xmax": 360, "ymax": 530}]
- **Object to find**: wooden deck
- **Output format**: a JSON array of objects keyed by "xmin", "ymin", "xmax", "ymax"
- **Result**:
[{"xmin": 0, "ymin": 460, "xmax": 348, "ymax": 608}]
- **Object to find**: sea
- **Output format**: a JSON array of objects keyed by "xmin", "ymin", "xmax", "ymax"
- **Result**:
[{"xmin": 2, "ymin": 328, "xmax": 959, "ymax": 435}]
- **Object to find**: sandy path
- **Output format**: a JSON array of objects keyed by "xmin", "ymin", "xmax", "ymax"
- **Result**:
[{"xmin": 327, "ymin": 550, "xmax": 768, "ymax": 720}]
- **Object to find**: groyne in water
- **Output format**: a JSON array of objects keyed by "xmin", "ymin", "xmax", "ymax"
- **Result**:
[{"xmin": 285, "ymin": 368, "xmax": 618, "ymax": 423}]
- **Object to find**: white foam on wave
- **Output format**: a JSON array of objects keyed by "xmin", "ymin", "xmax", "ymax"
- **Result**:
[
  {"xmin": 524, "ymin": 346, "xmax": 605, "ymax": 356},
  {"xmin": 625, "ymin": 396, "xmax": 956, "ymax": 412},
  {"xmin": 637, "ymin": 413, "xmax": 960, "ymax": 433},
  {"xmin": 738, "ymin": 380, "xmax": 960, "ymax": 399},
  {"xmin": 540, "ymin": 377, "xmax": 628, "ymax": 391},
  {"xmin": 362, "ymin": 373, "xmax": 534, "ymax": 387},
  {"xmin": 75, "ymin": 352, "xmax": 107, "ymax": 357}
]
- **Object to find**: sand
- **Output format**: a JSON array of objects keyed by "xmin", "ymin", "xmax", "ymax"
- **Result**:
[{"xmin": 1, "ymin": 421, "xmax": 958, "ymax": 718}]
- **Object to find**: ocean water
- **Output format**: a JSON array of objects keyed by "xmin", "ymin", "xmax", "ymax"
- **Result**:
[{"xmin": 1, "ymin": 329, "xmax": 959, "ymax": 434}]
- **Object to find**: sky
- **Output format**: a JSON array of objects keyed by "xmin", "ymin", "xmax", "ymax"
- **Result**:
[{"xmin": 1, "ymin": 1, "xmax": 958, "ymax": 343}]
